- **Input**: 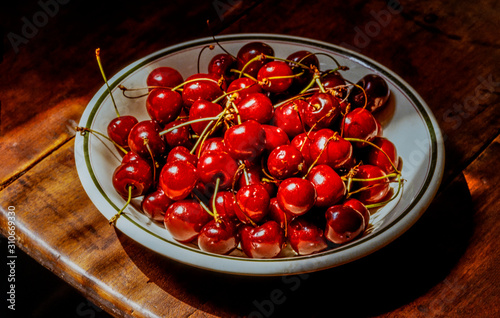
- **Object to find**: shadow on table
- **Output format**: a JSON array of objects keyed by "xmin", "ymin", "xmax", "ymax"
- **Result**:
[{"xmin": 118, "ymin": 173, "xmax": 473, "ymax": 318}]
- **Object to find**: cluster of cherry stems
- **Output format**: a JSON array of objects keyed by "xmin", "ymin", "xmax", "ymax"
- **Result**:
[{"xmin": 79, "ymin": 42, "xmax": 403, "ymax": 259}]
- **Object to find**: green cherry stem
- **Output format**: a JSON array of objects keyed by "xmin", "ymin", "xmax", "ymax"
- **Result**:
[
  {"xmin": 344, "ymin": 137, "xmax": 401, "ymax": 174},
  {"xmin": 96, "ymin": 48, "xmax": 120, "ymax": 118},
  {"xmin": 365, "ymin": 175, "xmax": 404, "ymax": 209},
  {"xmin": 211, "ymin": 177, "xmax": 221, "ymax": 222},
  {"xmin": 159, "ymin": 116, "xmax": 220, "ymax": 136},
  {"xmin": 109, "ymin": 185, "xmax": 133, "ymax": 225},
  {"xmin": 75, "ymin": 126, "xmax": 128, "ymax": 155}
]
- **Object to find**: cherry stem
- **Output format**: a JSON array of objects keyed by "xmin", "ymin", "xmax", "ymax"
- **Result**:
[
  {"xmin": 263, "ymin": 54, "xmax": 310, "ymax": 70},
  {"xmin": 211, "ymin": 178, "xmax": 221, "ymax": 222},
  {"xmin": 159, "ymin": 116, "xmax": 220, "ymax": 136},
  {"xmin": 96, "ymin": 48, "xmax": 120, "ymax": 118},
  {"xmin": 230, "ymin": 68, "xmax": 258, "ymax": 82},
  {"xmin": 143, "ymin": 138, "xmax": 158, "ymax": 184},
  {"xmin": 302, "ymin": 135, "xmax": 336, "ymax": 178},
  {"xmin": 170, "ymin": 77, "xmax": 220, "ymax": 92},
  {"xmin": 365, "ymin": 175, "xmax": 404, "ymax": 209},
  {"xmin": 197, "ymin": 44, "xmax": 215, "ymax": 74},
  {"xmin": 207, "ymin": 20, "xmax": 236, "ymax": 59},
  {"xmin": 195, "ymin": 194, "xmax": 215, "ymax": 218},
  {"xmin": 238, "ymin": 54, "xmax": 264, "ymax": 78},
  {"xmin": 346, "ymin": 173, "xmax": 398, "ymax": 182},
  {"xmin": 344, "ymin": 78, "xmax": 368, "ymax": 109},
  {"xmin": 190, "ymin": 118, "xmax": 215, "ymax": 155},
  {"xmin": 75, "ymin": 126, "xmax": 128, "ymax": 155},
  {"xmin": 230, "ymin": 101, "xmax": 242, "ymax": 125},
  {"xmin": 311, "ymin": 52, "xmax": 342, "ymax": 69},
  {"xmin": 344, "ymin": 138, "xmax": 401, "ymax": 174},
  {"xmin": 109, "ymin": 185, "xmax": 132, "ymax": 225}
]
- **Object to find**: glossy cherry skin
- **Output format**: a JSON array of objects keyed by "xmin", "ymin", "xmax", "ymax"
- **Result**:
[
  {"xmin": 342, "ymin": 108, "xmax": 378, "ymax": 147},
  {"xmin": 107, "ymin": 115, "xmax": 138, "ymax": 152},
  {"xmin": 224, "ymin": 120, "xmax": 266, "ymax": 161},
  {"xmin": 325, "ymin": 205, "xmax": 365, "ymax": 244},
  {"xmin": 197, "ymin": 150, "xmax": 239, "ymax": 189},
  {"xmin": 198, "ymin": 219, "xmax": 239, "ymax": 255},
  {"xmin": 198, "ymin": 137, "xmax": 226, "ymax": 156},
  {"xmin": 166, "ymin": 146, "xmax": 198, "ymax": 166},
  {"xmin": 287, "ymin": 50, "xmax": 319, "ymax": 88},
  {"xmin": 240, "ymin": 220, "xmax": 284, "ymax": 258},
  {"xmin": 321, "ymin": 71, "xmax": 346, "ymax": 91},
  {"xmin": 128, "ymin": 120, "xmax": 166, "ymax": 159},
  {"xmin": 235, "ymin": 183, "xmax": 270, "ymax": 224},
  {"xmin": 262, "ymin": 125, "xmax": 290, "ymax": 152},
  {"xmin": 164, "ymin": 200, "xmax": 212, "ymax": 243},
  {"xmin": 146, "ymin": 88, "xmax": 183, "ymax": 125},
  {"xmin": 208, "ymin": 53, "xmax": 237, "ymax": 82},
  {"xmin": 343, "ymin": 198, "xmax": 370, "ymax": 229},
  {"xmin": 236, "ymin": 93, "xmax": 274, "ymax": 124},
  {"xmin": 226, "ymin": 77, "xmax": 262, "ymax": 105},
  {"xmin": 159, "ymin": 159, "xmax": 199, "ymax": 201},
  {"xmin": 257, "ymin": 61, "xmax": 293, "ymax": 93},
  {"xmin": 182, "ymin": 73, "xmax": 223, "ymax": 108},
  {"xmin": 309, "ymin": 129, "xmax": 353, "ymax": 169},
  {"xmin": 300, "ymin": 92, "xmax": 341, "ymax": 130},
  {"xmin": 367, "ymin": 137, "xmax": 399, "ymax": 174},
  {"xmin": 188, "ymin": 99, "xmax": 223, "ymax": 135},
  {"xmin": 288, "ymin": 218, "xmax": 328, "ymax": 255},
  {"xmin": 237, "ymin": 164, "xmax": 276, "ymax": 198},
  {"xmin": 146, "ymin": 66, "xmax": 183, "ymax": 89},
  {"xmin": 141, "ymin": 188, "xmax": 174, "ymax": 222},
  {"xmin": 306, "ymin": 165, "xmax": 346, "ymax": 207},
  {"xmin": 267, "ymin": 145, "xmax": 305, "ymax": 180},
  {"xmin": 212, "ymin": 190, "xmax": 238, "ymax": 222},
  {"xmin": 272, "ymin": 100, "xmax": 305, "ymax": 139},
  {"xmin": 354, "ymin": 164, "xmax": 390, "ymax": 205},
  {"xmin": 277, "ymin": 177, "xmax": 316, "ymax": 216},
  {"xmin": 112, "ymin": 160, "xmax": 153, "ymax": 198},
  {"xmin": 237, "ymin": 42, "xmax": 274, "ymax": 78},
  {"xmin": 349, "ymin": 74, "xmax": 390, "ymax": 112},
  {"xmin": 163, "ymin": 119, "xmax": 192, "ymax": 149},
  {"xmin": 268, "ymin": 197, "xmax": 295, "ymax": 229},
  {"xmin": 291, "ymin": 132, "xmax": 316, "ymax": 167}
]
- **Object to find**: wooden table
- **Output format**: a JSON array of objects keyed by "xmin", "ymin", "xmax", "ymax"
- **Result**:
[{"xmin": 1, "ymin": 0, "xmax": 499, "ymax": 317}]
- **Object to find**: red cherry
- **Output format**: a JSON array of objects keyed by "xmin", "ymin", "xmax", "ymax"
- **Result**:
[
  {"xmin": 267, "ymin": 145, "xmax": 305, "ymax": 180},
  {"xmin": 321, "ymin": 71, "xmax": 346, "ymax": 91},
  {"xmin": 224, "ymin": 120, "xmax": 266, "ymax": 161},
  {"xmin": 163, "ymin": 119, "xmax": 192, "ymax": 149},
  {"xmin": 276, "ymin": 177, "xmax": 316, "ymax": 216},
  {"xmin": 257, "ymin": 61, "xmax": 293, "ymax": 93},
  {"xmin": 166, "ymin": 146, "xmax": 198, "ymax": 166},
  {"xmin": 112, "ymin": 160, "xmax": 153, "ymax": 198},
  {"xmin": 236, "ymin": 93, "xmax": 274, "ymax": 124},
  {"xmin": 128, "ymin": 120, "xmax": 166, "ymax": 159},
  {"xmin": 288, "ymin": 218, "xmax": 328, "ymax": 255},
  {"xmin": 354, "ymin": 164, "xmax": 390, "ymax": 205},
  {"xmin": 268, "ymin": 197, "xmax": 295, "ymax": 229},
  {"xmin": 237, "ymin": 42, "xmax": 274, "ymax": 78},
  {"xmin": 197, "ymin": 137, "xmax": 226, "ymax": 156},
  {"xmin": 182, "ymin": 73, "xmax": 223, "ymax": 108},
  {"xmin": 342, "ymin": 108, "xmax": 378, "ymax": 147},
  {"xmin": 164, "ymin": 200, "xmax": 212, "ymax": 243},
  {"xmin": 198, "ymin": 219, "xmax": 239, "ymax": 255},
  {"xmin": 367, "ymin": 137, "xmax": 399, "ymax": 174},
  {"xmin": 325, "ymin": 205, "xmax": 365, "ymax": 244},
  {"xmin": 306, "ymin": 165, "xmax": 346, "ymax": 207},
  {"xmin": 309, "ymin": 129, "xmax": 353, "ymax": 169},
  {"xmin": 141, "ymin": 188, "xmax": 174, "ymax": 222},
  {"xmin": 240, "ymin": 221, "xmax": 284, "ymax": 258},
  {"xmin": 291, "ymin": 132, "xmax": 316, "ymax": 167},
  {"xmin": 146, "ymin": 88, "xmax": 183, "ymax": 125},
  {"xmin": 197, "ymin": 150, "xmax": 239, "ymax": 189},
  {"xmin": 146, "ymin": 66, "xmax": 183, "ymax": 89},
  {"xmin": 159, "ymin": 159, "xmax": 199, "ymax": 201},
  {"xmin": 343, "ymin": 198, "xmax": 370, "ymax": 228},
  {"xmin": 227, "ymin": 77, "xmax": 262, "ymax": 105},
  {"xmin": 107, "ymin": 115, "xmax": 138, "ymax": 152},
  {"xmin": 286, "ymin": 50, "xmax": 319, "ymax": 89},
  {"xmin": 272, "ymin": 100, "xmax": 305, "ymax": 139},
  {"xmin": 235, "ymin": 184, "xmax": 270, "ymax": 224},
  {"xmin": 300, "ymin": 92, "xmax": 340, "ymax": 130},
  {"xmin": 208, "ymin": 53, "xmax": 237, "ymax": 82},
  {"xmin": 349, "ymin": 74, "xmax": 390, "ymax": 112},
  {"xmin": 262, "ymin": 124, "xmax": 290, "ymax": 152},
  {"xmin": 188, "ymin": 99, "xmax": 223, "ymax": 135},
  {"xmin": 212, "ymin": 191, "xmax": 238, "ymax": 222}
]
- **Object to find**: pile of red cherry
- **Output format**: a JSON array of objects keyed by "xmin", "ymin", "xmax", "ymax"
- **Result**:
[{"xmin": 89, "ymin": 41, "xmax": 402, "ymax": 259}]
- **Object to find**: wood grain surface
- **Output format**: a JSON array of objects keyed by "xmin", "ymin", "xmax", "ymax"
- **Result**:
[{"xmin": 1, "ymin": 0, "xmax": 499, "ymax": 317}]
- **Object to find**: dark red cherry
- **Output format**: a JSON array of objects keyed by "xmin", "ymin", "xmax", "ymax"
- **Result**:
[
  {"xmin": 288, "ymin": 218, "xmax": 328, "ymax": 255},
  {"xmin": 287, "ymin": 50, "xmax": 319, "ymax": 88},
  {"xmin": 146, "ymin": 88, "xmax": 183, "ymax": 125},
  {"xmin": 197, "ymin": 150, "xmax": 239, "ymax": 189},
  {"xmin": 343, "ymin": 198, "xmax": 370, "ymax": 229},
  {"xmin": 349, "ymin": 74, "xmax": 390, "ymax": 112},
  {"xmin": 342, "ymin": 108, "xmax": 378, "ymax": 147},
  {"xmin": 262, "ymin": 124, "xmax": 290, "ymax": 152},
  {"xmin": 237, "ymin": 42, "xmax": 274, "ymax": 78},
  {"xmin": 164, "ymin": 200, "xmax": 212, "ymax": 243},
  {"xmin": 198, "ymin": 219, "xmax": 239, "ymax": 255},
  {"xmin": 354, "ymin": 164, "xmax": 390, "ymax": 205},
  {"xmin": 141, "ymin": 188, "xmax": 174, "ymax": 222},
  {"xmin": 166, "ymin": 146, "xmax": 198, "ymax": 166},
  {"xmin": 212, "ymin": 190, "xmax": 238, "ymax": 222},
  {"xmin": 236, "ymin": 93, "xmax": 274, "ymax": 124},
  {"xmin": 276, "ymin": 177, "xmax": 316, "ymax": 216},
  {"xmin": 240, "ymin": 221, "xmax": 284, "ymax": 258},
  {"xmin": 208, "ymin": 53, "xmax": 237, "ymax": 82},
  {"xmin": 128, "ymin": 120, "xmax": 166, "ymax": 159},
  {"xmin": 163, "ymin": 119, "xmax": 192, "ymax": 148},
  {"xmin": 107, "ymin": 115, "xmax": 139, "ymax": 152},
  {"xmin": 226, "ymin": 77, "xmax": 262, "ymax": 105},
  {"xmin": 159, "ymin": 159, "xmax": 199, "ymax": 201},
  {"xmin": 112, "ymin": 160, "xmax": 153, "ymax": 198},
  {"xmin": 325, "ymin": 205, "xmax": 365, "ymax": 244},
  {"xmin": 235, "ymin": 184, "xmax": 270, "ymax": 224},
  {"xmin": 309, "ymin": 129, "xmax": 353, "ymax": 169},
  {"xmin": 267, "ymin": 145, "xmax": 305, "ymax": 180},
  {"xmin": 291, "ymin": 132, "xmax": 316, "ymax": 167},
  {"xmin": 272, "ymin": 100, "xmax": 305, "ymax": 139},
  {"xmin": 306, "ymin": 164, "xmax": 346, "ymax": 207},
  {"xmin": 300, "ymin": 92, "xmax": 341, "ymax": 130},
  {"xmin": 146, "ymin": 66, "xmax": 183, "ymax": 89},
  {"xmin": 182, "ymin": 73, "xmax": 223, "ymax": 108},
  {"xmin": 257, "ymin": 61, "xmax": 293, "ymax": 93},
  {"xmin": 224, "ymin": 120, "xmax": 266, "ymax": 161},
  {"xmin": 188, "ymin": 99, "xmax": 223, "ymax": 135},
  {"xmin": 321, "ymin": 71, "xmax": 346, "ymax": 91},
  {"xmin": 268, "ymin": 197, "xmax": 295, "ymax": 230},
  {"xmin": 367, "ymin": 137, "xmax": 399, "ymax": 174}
]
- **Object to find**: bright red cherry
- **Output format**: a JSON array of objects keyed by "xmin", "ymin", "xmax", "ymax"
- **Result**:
[
  {"xmin": 237, "ymin": 164, "xmax": 276, "ymax": 198},
  {"xmin": 235, "ymin": 184, "xmax": 270, "ymax": 224},
  {"xmin": 268, "ymin": 197, "xmax": 295, "ymax": 229},
  {"xmin": 198, "ymin": 219, "xmax": 239, "ymax": 255},
  {"xmin": 212, "ymin": 190, "xmax": 238, "ymax": 222},
  {"xmin": 354, "ymin": 164, "xmax": 390, "ymax": 205},
  {"xmin": 367, "ymin": 137, "xmax": 399, "ymax": 174},
  {"xmin": 146, "ymin": 66, "xmax": 183, "ymax": 89},
  {"xmin": 300, "ymin": 92, "xmax": 341, "ymax": 130},
  {"xmin": 276, "ymin": 177, "xmax": 316, "ymax": 216},
  {"xmin": 240, "ymin": 221, "xmax": 284, "ymax": 258},
  {"xmin": 141, "ymin": 188, "xmax": 174, "ymax": 222},
  {"xmin": 166, "ymin": 146, "xmax": 198, "ymax": 166},
  {"xmin": 349, "ymin": 74, "xmax": 390, "ymax": 112},
  {"xmin": 325, "ymin": 205, "xmax": 365, "ymax": 244},
  {"xmin": 272, "ymin": 100, "xmax": 305, "ymax": 139},
  {"xmin": 267, "ymin": 145, "xmax": 305, "ymax": 180},
  {"xmin": 236, "ymin": 93, "xmax": 274, "ymax": 124},
  {"xmin": 288, "ymin": 218, "xmax": 328, "ymax": 255},
  {"xmin": 188, "ymin": 99, "xmax": 223, "ymax": 135},
  {"xmin": 164, "ymin": 200, "xmax": 212, "ymax": 243},
  {"xmin": 226, "ymin": 77, "xmax": 262, "ymax": 105},
  {"xmin": 112, "ymin": 160, "xmax": 153, "ymax": 198},
  {"xmin": 208, "ymin": 53, "xmax": 237, "ymax": 82},
  {"xmin": 224, "ymin": 120, "xmax": 266, "ymax": 161},
  {"xmin": 309, "ymin": 129, "xmax": 353, "ymax": 169},
  {"xmin": 163, "ymin": 119, "xmax": 192, "ymax": 149},
  {"xmin": 257, "ymin": 61, "xmax": 294, "ymax": 93},
  {"xmin": 262, "ymin": 124, "xmax": 290, "ymax": 152},
  {"xmin": 159, "ymin": 159, "xmax": 199, "ymax": 201},
  {"xmin": 342, "ymin": 108, "xmax": 378, "ymax": 147},
  {"xmin": 236, "ymin": 42, "xmax": 274, "ymax": 78},
  {"xmin": 146, "ymin": 88, "xmax": 183, "ymax": 125},
  {"xmin": 291, "ymin": 132, "xmax": 316, "ymax": 167},
  {"xmin": 128, "ymin": 120, "xmax": 166, "ymax": 159},
  {"xmin": 197, "ymin": 150, "xmax": 239, "ymax": 189},
  {"xmin": 107, "ymin": 115, "xmax": 138, "ymax": 152},
  {"xmin": 306, "ymin": 165, "xmax": 346, "ymax": 207},
  {"xmin": 182, "ymin": 73, "xmax": 223, "ymax": 108}
]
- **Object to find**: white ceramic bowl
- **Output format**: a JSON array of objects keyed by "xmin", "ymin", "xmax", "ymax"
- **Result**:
[{"xmin": 75, "ymin": 34, "xmax": 444, "ymax": 276}]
